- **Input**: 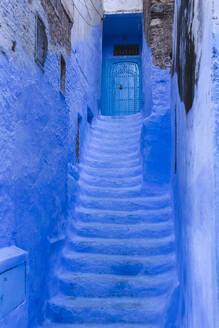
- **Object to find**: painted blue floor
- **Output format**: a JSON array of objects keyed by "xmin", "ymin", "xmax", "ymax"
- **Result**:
[{"xmin": 41, "ymin": 113, "xmax": 178, "ymax": 327}]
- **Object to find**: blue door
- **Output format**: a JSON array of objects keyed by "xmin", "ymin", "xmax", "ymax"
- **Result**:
[{"xmin": 102, "ymin": 60, "xmax": 141, "ymax": 116}]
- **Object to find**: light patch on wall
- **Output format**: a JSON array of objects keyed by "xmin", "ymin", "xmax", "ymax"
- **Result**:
[{"xmin": 103, "ymin": 0, "xmax": 143, "ymax": 14}]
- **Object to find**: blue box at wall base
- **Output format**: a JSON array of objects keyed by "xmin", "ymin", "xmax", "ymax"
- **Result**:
[{"xmin": 0, "ymin": 246, "xmax": 28, "ymax": 328}]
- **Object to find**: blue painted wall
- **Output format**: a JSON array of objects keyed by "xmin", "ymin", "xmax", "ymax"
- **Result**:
[
  {"xmin": 0, "ymin": 17, "xmax": 102, "ymax": 328},
  {"xmin": 171, "ymin": 0, "xmax": 217, "ymax": 326},
  {"xmin": 141, "ymin": 34, "xmax": 172, "ymax": 188},
  {"xmin": 141, "ymin": 27, "xmax": 179, "ymax": 326}
]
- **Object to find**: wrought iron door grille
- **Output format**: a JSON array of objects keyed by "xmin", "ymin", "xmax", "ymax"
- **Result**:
[
  {"xmin": 107, "ymin": 62, "xmax": 140, "ymax": 115},
  {"xmin": 114, "ymin": 45, "xmax": 139, "ymax": 57}
]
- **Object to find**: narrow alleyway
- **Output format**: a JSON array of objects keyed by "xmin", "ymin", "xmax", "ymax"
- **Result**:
[{"xmin": 42, "ymin": 113, "xmax": 178, "ymax": 327}]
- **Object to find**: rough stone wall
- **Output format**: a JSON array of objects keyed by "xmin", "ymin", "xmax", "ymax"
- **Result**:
[
  {"xmin": 143, "ymin": 0, "xmax": 174, "ymax": 68},
  {"xmin": 40, "ymin": 0, "xmax": 73, "ymax": 54}
]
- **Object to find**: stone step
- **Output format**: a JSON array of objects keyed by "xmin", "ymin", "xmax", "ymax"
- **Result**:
[
  {"xmin": 40, "ymin": 322, "xmax": 159, "ymax": 328},
  {"xmin": 98, "ymin": 112, "xmax": 142, "ymax": 121},
  {"xmin": 90, "ymin": 125, "xmax": 142, "ymax": 137},
  {"xmin": 79, "ymin": 172, "xmax": 142, "ymax": 188},
  {"xmin": 89, "ymin": 134, "xmax": 140, "ymax": 148},
  {"xmin": 79, "ymin": 164, "xmax": 142, "ymax": 179},
  {"xmin": 58, "ymin": 271, "xmax": 176, "ymax": 298},
  {"xmin": 78, "ymin": 181, "xmax": 142, "ymax": 198},
  {"xmin": 78, "ymin": 195, "xmax": 171, "ymax": 211},
  {"xmin": 91, "ymin": 129, "xmax": 141, "ymax": 141},
  {"xmin": 67, "ymin": 235, "xmax": 175, "ymax": 256},
  {"xmin": 74, "ymin": 206, "xmax": 172, "ymax": 224},
  {"xmin": 62, "ymin": 250, "xmax": 176, "ymax": 276},
  {"xmin": 47, "ymin": 295, "xmax": 167, "ymax": 324},
  {"xmin": 87, "ymin": 142, "xmax": 139, "ymax": 155},
  {"xmin": 92, "ymin": 119, "xmax": 142, "ymax": 130},
  {"xmin": 84, "ymin": 149, "xmax": 140, "ymax": 162},
  {"xmin": 83, "ymin": 157, "xmax": 141, "ymax": 169},
  {"xmin": 71, "ymin": 220, "xmax": 174, "ymax": 239}
]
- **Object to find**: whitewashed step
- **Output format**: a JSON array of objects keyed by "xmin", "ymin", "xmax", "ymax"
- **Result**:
[
  {"xmin": 71, "ymin": 220, "xmax": 173, "ymax": 239},
  {"xmin": 87, "ymin": 142, "xmax": 139, "ymax": 155},
  {"xmin": 83, "ymin": 157, "xmax": 141, "ymax": 169},
  {"xmin": 79, "ymin": 164, "xmax": 142, "ymax": 179},
  {"xmin": 67, "ymin": 235, "xmax": 175, "ymax": 256},
  {"xmin": 62, "ymin": 250, "xmax": 176, "ymax": 276},
  {"xmin": 91, "ymin": 129, "xmax": 141, "ymax": 140},
  {"xmin": 90, "ymin": 134, "xmax": 140, "ymax": 148},
  {"xmin": 40, "ymin": 322, "xmax": 159, "ymax": 328},
  {"xmin": 47, "ymin": 295, "xmax": 167, "ymax": 324},
  {"xmin": 79, "ymin": 172, "xmax": 142, "ymax": 188},
  {"xmin": 78, "ymin": 181, "xmax": 142, "ymax": 198},
  {"xmin": 74, "ymin": 206, "xmax": 172, "ymax": 224},
  {"xmin": 98, "ymin": 112, "xmax": 142, "ymax": 121},
  {"xmin": 78, "ymin": 195, "xmax": 171, "ymax": 211},
  {"xmin": 58, "ymin": 271, "xmax": 175, "ymax": 298},
  {"xmin": 92, "ymin": 119, "xmax": 142, "ymax": 130},
  {"xmin": 84, "ymin": 149, "xmax": 139, "ymax": 162}
]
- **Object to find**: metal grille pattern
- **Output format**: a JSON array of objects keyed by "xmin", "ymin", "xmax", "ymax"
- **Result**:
[
  {"xmin": 109, "ymin": 62, "xmax": 140, "ymax": 116},
  {"xmin": 114, "ymin": 45, "xmax": 139, "ymax": 56}
]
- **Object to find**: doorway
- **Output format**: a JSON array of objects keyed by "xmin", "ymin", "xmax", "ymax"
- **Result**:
[{"xmin": 102, "ymin": 58, "xmax": 141, "ymax": 116}]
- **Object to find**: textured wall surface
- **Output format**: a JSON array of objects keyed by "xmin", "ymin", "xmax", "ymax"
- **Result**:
[
  {"xmin": 0, "ymin": 0, "xmax": 102, "ymax": 327},
  {"xmin": 103, "ymin": 0, "xmax": 143, "ymax": 14},
  {"xmin": 141, "ymin": 32, "xmax": 179, "ymax": 327},
  {"xmin": 143, "ymin": 0, "xmax": 174, "ymax": 68},
  {"xmin": 171, "ymin": 0, "xmax": 217, "ymax": 326},
  {"xmin": 212, "ymin": 0, "xmax": 219, "ymax": 324}
]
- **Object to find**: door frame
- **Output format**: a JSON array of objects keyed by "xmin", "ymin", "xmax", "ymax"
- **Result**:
[{"xmin": 101, "ymin": 57, "xmax": 142, "ymax": 116}]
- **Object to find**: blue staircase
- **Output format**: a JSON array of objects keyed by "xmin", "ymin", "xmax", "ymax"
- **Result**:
[{"xmin": 41, "ymin": 113, "xmax": 178, "ymax": 328}]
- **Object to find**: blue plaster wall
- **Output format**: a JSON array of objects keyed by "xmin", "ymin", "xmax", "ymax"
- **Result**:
[
  {"xmin": 171, "ymin": 0, "xmax": 217, "ymax": 326},
  {"xmin": 141, "ymin": 30, "xmax": 179, "ymax": 326},
  {"xmin": 141, "ymin": 36, "xmax": 152, "ymax": 117},
  {"xmin": 0, "ymin": 51, "xmax": 69, "ymax": 327},
  {"xmin": 141, "ymin": 35, "xmax": 172, "ymax": 189},
  {"xmin": 0, "ymin": 19, "xmax": 102, "ymax": 328},
  {"xmin": 141, "ymin": 67, "xmax": 171, "ymax": 187},
  {"xmin": 212, "ymin": 3, "xmax": 219, "ymax": 324},
  {"xmin": 103, "ymin": 14, "xmax": 142, "ymax": 58}
]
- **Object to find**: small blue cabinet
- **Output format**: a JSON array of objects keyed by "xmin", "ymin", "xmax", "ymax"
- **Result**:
[
  {"xmin": 0, "ymin": 246, "xmax": 28, "ymax": 325},
  {"xmin": 0, "ymin": 263, "xmax": 26, "ymax": 316}
]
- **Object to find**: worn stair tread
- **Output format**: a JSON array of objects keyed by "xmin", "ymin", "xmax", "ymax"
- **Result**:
[
  {"xmin": 73, "ymin": 220, "xmax": 173, "ymax": 232},
  {"xmin": 91, "ymin": 131, "xmax": 141, "ymax": 141},
  {"xmin": 75, "ymin": 206, "xmax": 172, "ymax": 217},
  {"xmin": 79, "ymin": 163, "xmax": 142, "ymax": 176},
  {"xmin": 63, "ymin": 249, "xmax": 176, "ymax": 269},
  {"xmin": 41, "ymin": 322, "xmax": 158, "ymax": 328},
  {"xmin": 67, "ymin": 236, "xmax": 174, "ymax": 256},
  {"xmin": 79, "ymin": 174, "xmax": 142, "ymax": 188},
  {"xmin": 78, "ymin": 181, "xmax": 142, "ymax": 197},
  {"xmin": 89, "ymin": 138, "xmax": 140, "ymax": 149},
  {"xmin": 67, "ymin": 234, "xmax": 174, "ymax": 249},
  {"xmin": 48, "ymin": 294, "xmax": 167, "ymax": 322},
  {"xmin": 84, "ymin": 150, "xmax": 139, "ymax": 161},
  {"xmin": 72, "ymin": 220, "xmax": 173, "ymax": 239},
  {"xmin": 98, "ymin": 112, "xmax": 142, "ymax": 120},
  {"xmin": 58, "ymin": 271, "xmax": 176, "ymax": 287},
  {"xmin": 79, "ymin": 195, "xmax": 170, "ymax": 206}
]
